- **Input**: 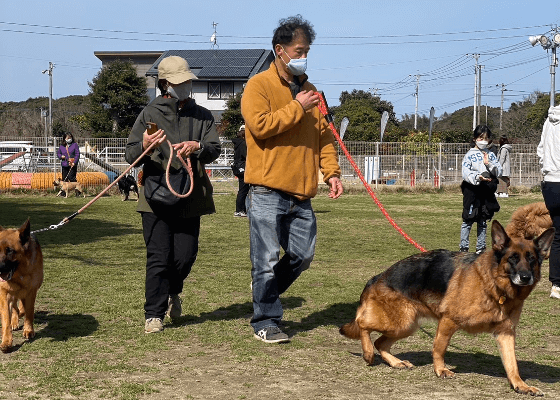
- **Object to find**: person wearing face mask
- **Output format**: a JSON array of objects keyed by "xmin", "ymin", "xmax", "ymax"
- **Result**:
[
  {"xmin": 125, "ymin": 55, "xmax": 221, "ymax": 334},
  {"xmin": 459, "ymin": 125, "xmax": 502, "ymax": 254},
  {"xmin": 241, "ymin": 15, "xmax": 343, "ymax": 344},
  {"xmin": 57, "ymin": 132, "xmax": 80, "ymax": 183}
]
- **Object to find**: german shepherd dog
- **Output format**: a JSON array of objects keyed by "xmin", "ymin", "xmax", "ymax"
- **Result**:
[
  {"xmin": 0, "ymin": 220, "xmax": 43, "ymax": 352},
  {"xmin": 117, "ymin": 174, "xmax": 139, "ymax": 201},
  {"xmin": 340, "ymin": 220, "xmax": 554, "ymax": 396}
]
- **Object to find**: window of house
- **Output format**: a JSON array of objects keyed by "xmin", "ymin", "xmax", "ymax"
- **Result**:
[{"xmin": 208, "ymin": 82, "xmax": 234, "ymax": 99}]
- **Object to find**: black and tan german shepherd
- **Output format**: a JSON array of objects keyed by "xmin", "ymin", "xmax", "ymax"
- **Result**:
[{"xmin": 340, "ymin": 220, "xmax": 554, "ymax": 396}]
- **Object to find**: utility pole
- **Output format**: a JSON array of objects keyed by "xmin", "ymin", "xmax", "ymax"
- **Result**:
[
  {"xmin": 477, "ymin": 65, "xmax": 484, "ymax": 126},
  {"xmin": 468, "ymin": 54, "xmax": 479, "ymax": 130},
  {"xmin": 497, "ymin": 83, "xmax": 507, "ymax": 130},
  {"xmin": 42, "ymin": 62, "xmax": 55, "ymax": 136},
  {"xmin": 413, "ymin": 74, "xmax": 421, "ymax": 130},
  {"xmin": 529, "ymin": 28, "xmax": 560, "ymax": 108}
]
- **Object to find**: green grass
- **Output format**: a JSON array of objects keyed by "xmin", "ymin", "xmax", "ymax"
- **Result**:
[{"xmin": 0, "ymin": 186, "xmax": 558, "ymax": 399}]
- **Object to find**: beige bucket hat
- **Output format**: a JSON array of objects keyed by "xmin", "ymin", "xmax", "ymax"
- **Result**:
[{"xmin": 158, "ymin": 56, "xmax": 198, "ymax": 84}]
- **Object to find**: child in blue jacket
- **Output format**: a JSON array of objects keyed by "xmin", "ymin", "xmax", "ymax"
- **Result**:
[{"xmin": 460, "ymin": 125, "xmax": 502, "ymax": 254}]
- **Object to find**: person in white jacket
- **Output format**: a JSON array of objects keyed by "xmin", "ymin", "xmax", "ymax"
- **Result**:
[{"xmin": 537, "ymin": 105, "xmax": 560, "ymax": 299}]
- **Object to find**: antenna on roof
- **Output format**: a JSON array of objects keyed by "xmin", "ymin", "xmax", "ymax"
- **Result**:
[{"xmin": 210, "ymin": 22, "xmax": 218, "ymax": 49}]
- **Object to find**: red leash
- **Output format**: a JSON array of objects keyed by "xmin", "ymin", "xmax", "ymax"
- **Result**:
[{"xmin": 315, "ymin": 91, "xmax": 426, "ymax": 253}]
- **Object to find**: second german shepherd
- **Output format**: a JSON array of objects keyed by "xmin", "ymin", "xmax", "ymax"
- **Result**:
[{"xmin": 340, "ymin": 220, "xmax": 554, "ymax": 396}]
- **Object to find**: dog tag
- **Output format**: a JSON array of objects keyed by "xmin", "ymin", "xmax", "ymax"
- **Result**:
[{"xmin": 499, "ymin": 296, "xmax": 506, "ymax": 305}]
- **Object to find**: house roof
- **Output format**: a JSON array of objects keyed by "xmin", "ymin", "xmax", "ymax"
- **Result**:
[{"xmin": 145, "ymin": 49, "xmax": 273, "ymax": 80}]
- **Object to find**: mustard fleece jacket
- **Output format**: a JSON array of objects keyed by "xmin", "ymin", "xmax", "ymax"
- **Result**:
[{"xmin": 241, "ymin": 62, "xmax": 341, "ymax": 200}]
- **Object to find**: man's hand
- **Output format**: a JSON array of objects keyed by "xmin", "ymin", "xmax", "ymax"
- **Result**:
[
  {"xmin": 296, "ymin": 90, "xmax": 320, "ymax": 111},
  {"xmin": 142, "ymin": 128, "xmax": 166, "ymax": 152},
  {"xmin": 172, "ymin": 141, "xmax": 201, "ymax": 158},
  {"xmin": 327, "ymin": 177, "xmax": 343, "ymax": 199}
]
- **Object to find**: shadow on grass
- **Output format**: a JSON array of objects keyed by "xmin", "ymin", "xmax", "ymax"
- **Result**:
[
  {"xmin": 33, "ymin": 311, "xmax": 99, "ymax": 341},
  {"xmin": 0, "ymin": 198, "xmax": 141, "ymax": 247},
  {"xmin": 352, "ymin": 349, "xmax": 560, "ymax": 384},
  {"xmin": 170, "ymin": 296, "xmax": 305, "ymax": 327}
]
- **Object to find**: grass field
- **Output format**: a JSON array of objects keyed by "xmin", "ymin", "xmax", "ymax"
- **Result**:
[{"xmin": 0, "ymin": 185, "xmax": 558, "ymax": 399}]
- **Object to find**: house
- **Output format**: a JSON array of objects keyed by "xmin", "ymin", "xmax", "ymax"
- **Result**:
[{"xmin": 95, "ymin": 49, "xmax": 274, "ymax": 123}]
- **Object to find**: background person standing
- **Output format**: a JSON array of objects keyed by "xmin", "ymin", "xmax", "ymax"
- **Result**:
[
  {"xmin": 241, "ymin": 15, "xmax": 343, "ymax": 344},
  {"xmin": 232, "ymin": 124, "xmax": 248, "ymax": 217},
  {"xmin": 496, "ymin": 134, "xmax": 511, "ymax": 198},
  {"xmin": 57, "ymin": 132, "xmax": 80, "ymax": 182}
]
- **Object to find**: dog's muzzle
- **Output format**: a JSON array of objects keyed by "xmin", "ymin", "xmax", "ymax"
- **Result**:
[
  {"xmin": 0, "ymin": 262, "xmax": 17, "ymax": 282},
  {"xmin": 511, "ymin": 271, "xmax": 534, "ymax": 286}
]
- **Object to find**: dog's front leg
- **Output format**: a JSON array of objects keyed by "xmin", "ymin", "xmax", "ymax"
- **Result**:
[
  {"xmin": 20, "ymin": 292, "xmax": 37, "ymax": 340},
  {"xmin": 0, "ymin": 293, "xmax": 13, "ymax": 352},
  {"xmin": 433, "ymin": 317, "xmax": 458, "ymax": 378},
  {"xmin": 496, "ymin": 332, "xmax": 542, "ymax": 396}
]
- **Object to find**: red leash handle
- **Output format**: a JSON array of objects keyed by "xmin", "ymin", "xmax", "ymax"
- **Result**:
[{"xmin": 315, "ymin": 91, "xmax": 426, "ymax": 253}]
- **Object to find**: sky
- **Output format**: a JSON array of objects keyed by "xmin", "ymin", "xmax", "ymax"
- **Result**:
[{"xmin": 1, "ymin": 0, "xmax": 559, "ymax": 120}]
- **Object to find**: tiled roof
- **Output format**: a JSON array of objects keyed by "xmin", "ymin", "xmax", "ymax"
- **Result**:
[{"xmin": 146, "ymin": 49, "xmax": 273, "ymax": 79}]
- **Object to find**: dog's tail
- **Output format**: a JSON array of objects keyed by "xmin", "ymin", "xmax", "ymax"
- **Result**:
[{"xmin": 339, "ymin": 319, "xmax": 361, "ymax": 339}]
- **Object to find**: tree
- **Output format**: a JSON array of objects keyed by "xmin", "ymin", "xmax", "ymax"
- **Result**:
[
  {"xmin": 220, "ymin": 91, "xmax": 244, "ymax": 139},
  {"xmin": 331, "ymin": 90, "xmax": 398, "ymax": 141},
  {"xmin": 86, "ymin": 59, "xmax": 149, "ymax": 137}
]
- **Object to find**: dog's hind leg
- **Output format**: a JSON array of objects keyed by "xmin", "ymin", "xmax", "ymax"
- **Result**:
[
  {"xmin": 375, "ymin": 334, "xmax": 414, "ymax": 369},
  {"xmin": 9, "ymin": 298, "xmax": 23, "ymax": 331}
]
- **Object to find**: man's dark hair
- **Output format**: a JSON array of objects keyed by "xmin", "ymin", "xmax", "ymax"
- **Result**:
[{"xmin": 272, "ymin": 15, "xmax": 316, "ymax": 52}]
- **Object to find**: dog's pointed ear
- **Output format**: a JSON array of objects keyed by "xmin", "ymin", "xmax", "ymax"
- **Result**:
[
  {"xmin": 19, "ymin": 219, "xmax": 31, "ymax": 246},
  {"xmin": 492, "ymin": 220, "xmax": 510, "ymax": 252},
  {"xmin": 534, "ymin": 227, "xmax": 555, "ymax": 260}
]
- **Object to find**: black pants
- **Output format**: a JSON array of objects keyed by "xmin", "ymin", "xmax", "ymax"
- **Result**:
[
  {"xmin": 62, "ymin": 165, "xmax": 77, "ymax": 182},
  {"xmin": 141, "ymin": 212, "xmax": 200, "ymax": 319},
  {"xmin": 236, "ymin": 174, "xmax": 249, "ymax": 213},
  {"xmin": 542, "ymin": 181, "xmax": 560, "ymax": 286}
]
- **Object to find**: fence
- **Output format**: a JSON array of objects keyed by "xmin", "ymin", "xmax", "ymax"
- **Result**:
[{"xmin": 0, "ymin": 136, "xmax": 543, "ymax": 190}]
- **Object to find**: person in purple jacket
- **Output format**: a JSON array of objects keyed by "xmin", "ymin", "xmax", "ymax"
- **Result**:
[{"xmin": 57, "ymin": 132, "xmax": 80, "ymax": 182}]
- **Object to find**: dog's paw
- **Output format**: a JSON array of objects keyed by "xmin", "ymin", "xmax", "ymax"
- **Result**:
[
  {"xmin": 394, "ymin": 360, "xmax": 414, "ymax": 369},
  {"xmin": 435, "ymin": 368, "xmax": 455, "ymax": 378},
  {"xmin": 514, "ymin": 384, "xmax": 543, "ymax": 397},
  {"xmin": 0, "ymin": 342, "xmax": 12, "ymax": 353},
  {"xmin": 22, "ymin": 328, "xmax": 35, "ymax": 340}
]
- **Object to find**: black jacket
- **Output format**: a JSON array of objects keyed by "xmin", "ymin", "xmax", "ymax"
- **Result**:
[{"xmin": 461, "ymin": 179, "xmax": 500, "ymax": 222}]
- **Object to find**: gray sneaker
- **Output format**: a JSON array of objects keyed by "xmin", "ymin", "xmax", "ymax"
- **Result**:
[
  {"xmin": 254, "ymin": 326, "xmax": 290, "ymax": 343},
  {"xmin": 551, "ymin": 285, "xmax": 560, "ymax": 299},
  {"xmin": 167, "ymin": 294, "xmax": 182, "ymax": 320},
  {"xmin": 145, "ymin": 317, "xmax": 164, "ymax": 333}
]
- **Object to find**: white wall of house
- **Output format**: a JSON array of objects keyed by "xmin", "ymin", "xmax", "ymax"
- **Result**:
[{"xmin": 154, "ymin": 80, "xmax": 245, "ymax": 112}]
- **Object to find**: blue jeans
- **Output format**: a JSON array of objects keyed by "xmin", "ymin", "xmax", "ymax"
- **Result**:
[
  {"xmin": 460, "ymin": 219, "xmax": 487, "ymax": 251},
  {"xmin": 246, "ymin": 186, "xmax": 317, "ymax": 332}
]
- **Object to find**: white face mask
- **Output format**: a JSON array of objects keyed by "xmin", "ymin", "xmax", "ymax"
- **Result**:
[
  {"xmin": 476, "ymin": 140, "xmax": 488, "ymax": 150},
  {"xmin": 279, "ymin": 46, "xmax": 307, "ymax": 76},
  {"xmin": 167, "ymin": 81, "xmax": 192, "ymax": 100},
  {"xmin": 66, "ymin": 139, "xmax": 72, "ymax": 144}
]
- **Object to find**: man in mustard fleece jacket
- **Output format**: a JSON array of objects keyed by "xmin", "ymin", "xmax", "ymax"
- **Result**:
[{"xmin": 241, "ymin": 15, "xmax": 343, "ymax": 343}]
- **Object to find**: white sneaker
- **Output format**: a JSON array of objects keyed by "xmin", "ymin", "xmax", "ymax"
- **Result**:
[
  {"xmin": 145, "ymin": 318, "xmax": 164, "ymax": 333},
  {"xmin": 551, "ymin": 285, "xmax": 560, "ymax": 299}
]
